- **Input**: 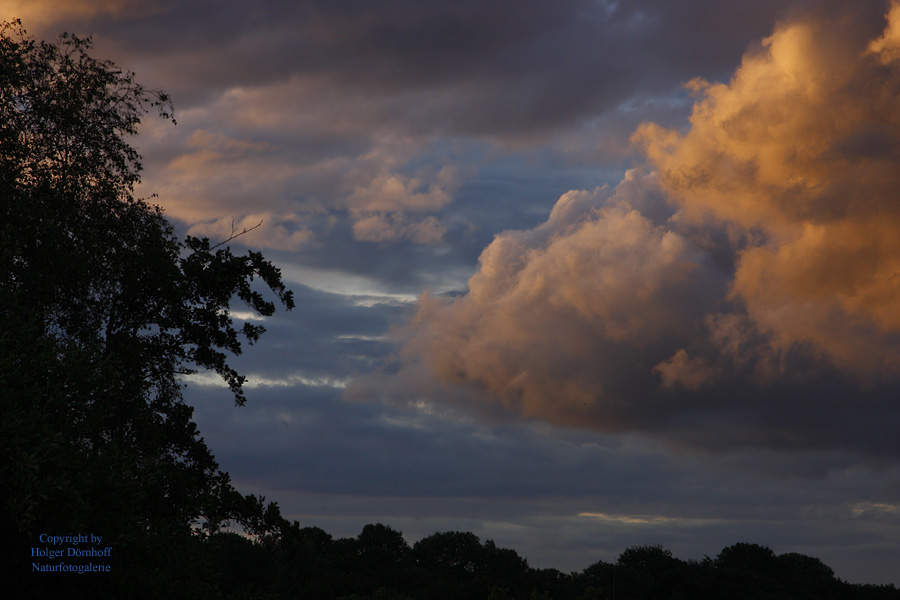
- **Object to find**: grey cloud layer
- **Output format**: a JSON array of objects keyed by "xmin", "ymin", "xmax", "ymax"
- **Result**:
[
  {"xmin": 74, "ymin": 0, "xmax": 796, "ymax": 135},
  {"xmin": 187, "ymin": 377, "xmax": 900, "ymax": 581}
]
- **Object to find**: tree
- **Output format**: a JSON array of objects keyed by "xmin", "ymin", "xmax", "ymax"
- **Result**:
[
  {"xmin": 356, "ymin": 523, "xmax": 412, "ymax": 570},
  {"xmin": 616, "ymin": 544, "xmax": 683, "ymax": 600},
  {"xmin": 713, "ymin": 543, "xmax": 783, "ymax": 600},
  {"xmin": 412, "ymin": 531, "xmax": 486, "ymax": 577},
  {"xmin": 715, "ymin": 542, "xmax": 778, "ymax": 573},
  {"xmin": 778, "ymin": 552, "xmax": 836, "ymax": 600},
  {"xmin": 0, "ymin": 20, "xmax": 292, "ymax": 598}
]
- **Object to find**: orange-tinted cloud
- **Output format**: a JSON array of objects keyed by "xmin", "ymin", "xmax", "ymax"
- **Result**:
[
  {"xmin": 398, "ymin": 171, "xmax": 721, "ymax": 428},
  {"xmin": 342, "ymin": 159, "xmax": 458, "ymax": 245},
  {"xmin": 143, "ymin": 123, "xmax": 457, "ymax": 248},
  {"xmin": 185, "ymin": 213, "xmax": 314, "ymax": 251},
  {"xmin": 351, "ymin": 213, "xmax": 446, "ymax": 245},
  {"xmin": 636, "ymin": 1, "xmax": 900, "ymax": 374},
  {"xmin": 394, "ymin": 3, "xmax": 900, "ymax": 454},
  {"xmin": 1, "ymin": 0, "xmax": 164, "ymax": 33}
]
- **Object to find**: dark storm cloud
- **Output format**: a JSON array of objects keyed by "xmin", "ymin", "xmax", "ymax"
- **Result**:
[{"xmin": 21, "ymin": 0, "xmax": 798, "ymax": 136}]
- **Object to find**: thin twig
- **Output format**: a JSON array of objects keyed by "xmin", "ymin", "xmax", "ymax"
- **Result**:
[{"xmin": 210, "ymin": 218, "xmax": 263, "ymax": 250}]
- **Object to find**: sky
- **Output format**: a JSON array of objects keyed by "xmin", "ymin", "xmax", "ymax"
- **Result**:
[{"xmin": 6, "ymin": 0, "xmax": 900, "ymax": 584}]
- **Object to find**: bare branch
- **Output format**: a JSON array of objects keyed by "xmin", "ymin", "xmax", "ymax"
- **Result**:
[{"xmin": 210, "ymin": 218, "xmax": 263, "ymax": 250}]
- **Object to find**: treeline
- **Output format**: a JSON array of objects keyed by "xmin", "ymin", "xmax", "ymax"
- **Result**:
[{"xmin": 201, "ymin": 523, "xmax": 899, "ymax": 600}]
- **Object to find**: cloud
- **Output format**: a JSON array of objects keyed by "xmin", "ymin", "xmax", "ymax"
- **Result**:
[
  {"xmin": 1, "ymin": 0, "xmax": 162, "ymax": 28},
  {"xmin": 185, "ymin": 370, "xmax": 348, "ymax": 389},
  {"xmin": 344, "ymin": 164, "xmax": 457, "ymax": 214},
  {"xmin": 635, "ymin": 1, "xmax": 900, "ymax": 375},
  {"xmin": 185, "ymin": 213, "xmax": 314, "ymax": 251},
  {"xmin": 187, "ymin": 375, "xmax": 900, "ymax": 581},
  {"xmin": 868, "ymin": 1, "xmax": 900, "ymax": 63},
  {"xmin": 392, "ymin": 4, "xmax": 900, "ymax": 458},
  {"xmin": 11, "ymin": 0, "xmax": 900, "ymax": 586},
  {"xmin": 141, "ymin": 118, "xmax": 459, "ymax": 248},
  {"xmin": 341, "ymin": 154, "xmax": 459, "ymax": 245},
  {"xmin": 351, "ymin": 213, "xmax": 446, "ymax": 245},
  {"xmin": 652, "ymin": 349, "xmax": 719, "ymax": 391},
  {"xmin": 8, "ymin": 0, "xmax": 815, "ymax": 257},
  {"xmin": 10, "ymin": 0, "xmax": 794, "ymax": 137},
  {"xmin": 393, "ymin": 171, "xmax": 725, "ymax": 428}
]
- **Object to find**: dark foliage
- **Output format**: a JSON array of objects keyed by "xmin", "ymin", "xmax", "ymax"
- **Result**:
[
  {"xmin": 1, "ymin": 19, "xmax": 291, "ymax": 598},
  {"xmin": 199, "ymin": 523, "xmax": 900, "ymax": 600}
]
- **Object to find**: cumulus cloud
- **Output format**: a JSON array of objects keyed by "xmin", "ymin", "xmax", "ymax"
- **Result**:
[
  {"xmin": 395, "ymin": 4, "xmax": 900, "ymax": 457},
  {"xmin": 635, "ymin": 1, "xmax": 900, "ymax": 375},
  {"xmin": 351, "ymin": 213, "xmax": 446, "ymax": 245},
  {"xmin": 142, "ymin": 120, "xmax": 458, "ymax": 248},
  {"xmin": 341, "ymin": 156, "xmax": 459, "ymax": 245},
  {"xmin": 344, "ymin": 166, "xmax": 456, "ymax": 214},
  {"xmin": 652, "ymin": 349, "xmax": 719, "ymax": 391},
  {"xmin": 396, "ymin": 171, "xmax": 724, "ymax": 428}
]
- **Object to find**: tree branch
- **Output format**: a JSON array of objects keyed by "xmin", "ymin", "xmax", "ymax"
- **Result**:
[{"xmin": 210, "ymin": 217, "xmax": 263, "ymax": 250}]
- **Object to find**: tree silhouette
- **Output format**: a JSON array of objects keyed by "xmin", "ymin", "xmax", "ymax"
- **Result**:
[
  {"xmin": 615, "ymin": 544, "xmax": 683, "ymax": 600},
  {"xmin": 1, "ymin": 19, "xmax": 291, "ymax": 598}
]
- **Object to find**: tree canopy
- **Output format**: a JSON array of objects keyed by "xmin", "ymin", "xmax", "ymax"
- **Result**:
[{"xmin": 1, "ymin": 20, "xmax": 292, "ymax": 598}]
